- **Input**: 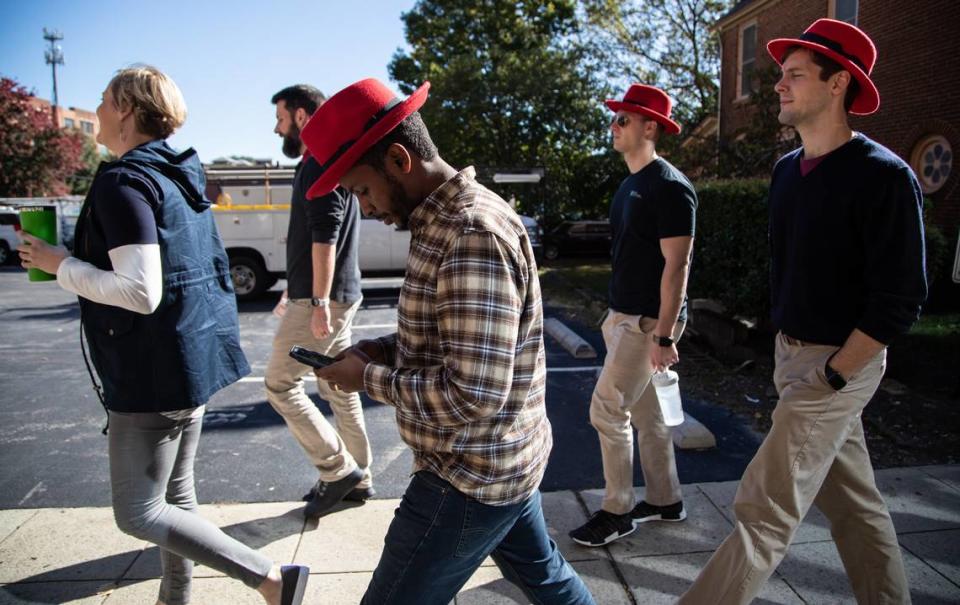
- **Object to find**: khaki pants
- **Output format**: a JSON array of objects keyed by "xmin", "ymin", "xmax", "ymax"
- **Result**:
[
  {"xmin": 589, "ymin": 310, "xmax": 685, "ymax": 515},
  {"xmin": 265, "ymin": 298, "xmax": 373, "ymax": 488},
  {"xmin": 679, "ymin": 332, "xmax": 910, "ymax": 605}
]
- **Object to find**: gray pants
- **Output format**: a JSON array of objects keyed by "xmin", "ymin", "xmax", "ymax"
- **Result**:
[{"xmin": 108, "ymin": 409, "xmax": 272, "ymax": 605}]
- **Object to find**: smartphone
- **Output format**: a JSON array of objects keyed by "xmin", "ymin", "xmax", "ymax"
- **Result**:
[{"xmin": 288, "ymin": 345, "xmax": 337, "ymax": 369}]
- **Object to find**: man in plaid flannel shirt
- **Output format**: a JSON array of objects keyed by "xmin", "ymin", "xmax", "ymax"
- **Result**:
[{"xmin": 300, "ymin": 78, "xmax": 594, "ymax": 604}]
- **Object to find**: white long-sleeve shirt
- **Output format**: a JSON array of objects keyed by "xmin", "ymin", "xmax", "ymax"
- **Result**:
[{"xmin": 57, "ymin": 243, "xmax": 163, "ymax": 314}]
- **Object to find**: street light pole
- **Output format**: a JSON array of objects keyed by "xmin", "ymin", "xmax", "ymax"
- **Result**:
[{"xmin": 43, "ymin": 28, "xmax": 65, "ymax": 126}]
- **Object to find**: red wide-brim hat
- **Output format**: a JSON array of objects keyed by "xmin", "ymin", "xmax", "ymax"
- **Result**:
[
  {"xmin": 767, "ymin": 18, "xmax": 879, "ymax": 115},
  {"xmin": 301, "ymin": 78, "xmax": 430, "ymax": 199},
  {"xmin": 605, "ymin": 84, "xmax": 681, "ymax": 135}
]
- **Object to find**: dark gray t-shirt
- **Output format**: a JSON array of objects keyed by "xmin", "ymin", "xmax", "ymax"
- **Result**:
[
  {"xmin": 608, "ymin": 158, "xmax": 697, "ymax": 320},
  {"xmin": 286, "ymin": 156, "xmax": 361, "ymax": 302}
]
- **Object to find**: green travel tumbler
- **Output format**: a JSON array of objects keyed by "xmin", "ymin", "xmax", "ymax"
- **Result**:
[{"xmin": 17, "ymin": 206, "xmax": 58, "ymax": 282}]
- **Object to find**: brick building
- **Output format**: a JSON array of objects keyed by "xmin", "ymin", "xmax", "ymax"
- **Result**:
[
  {"xmin": 715, "ymin": 0, "xmax": 959, "ymax": 258},
  {"xmin": 28, "ymin": 97, "xmax": 100, "ymax": 141}
]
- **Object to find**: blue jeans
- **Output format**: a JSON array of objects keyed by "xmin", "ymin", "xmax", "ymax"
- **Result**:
[{"xmin": 362, "ymin": 471, "xmax": 595, "ymax": 605}]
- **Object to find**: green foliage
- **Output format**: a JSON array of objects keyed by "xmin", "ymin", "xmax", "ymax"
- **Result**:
[
  {"xmin": 687, "ymin": 178, "xmax": 771, "ymax": 319},
  {"xmin": 389, "ymin": 0, "xmax": 611, "ymax": 221},
  {"xmin": 909, "ymin": 313, "xmax": 960, "ymax": 337},
  {"xmin": 67, "ymin": 136, "xmax": 113, "ymax": 195},
  {"xmin": 580, "ymin": 0, "xmax": 728, "ymax": 131},
  {"xmin": 922, "ymin": 197, "xmax": 949, "ymax": 288},
  {"xmin": 719, "ymin": 65, "xmax": 798, "ymax": 178}
]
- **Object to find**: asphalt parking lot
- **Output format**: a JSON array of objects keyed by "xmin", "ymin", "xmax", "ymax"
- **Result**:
[{"xmin": 0, "ymin": 266, "xmax": 764, "ymax": 509}]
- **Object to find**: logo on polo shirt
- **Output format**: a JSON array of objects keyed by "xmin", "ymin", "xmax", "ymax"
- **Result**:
[{"xmin": 629, "ymin": 191, "xmax": 642, "ymax": 199}]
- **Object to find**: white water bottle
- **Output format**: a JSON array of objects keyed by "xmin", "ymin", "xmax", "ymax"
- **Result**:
[{"xmin": 651, "ymin": 369, "xmax": 684, "ymax": 427}]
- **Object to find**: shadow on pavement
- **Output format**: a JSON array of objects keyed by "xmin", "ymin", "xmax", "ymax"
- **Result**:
[{"xmin": 0, "ymin": 508, "xmax": 307, "ymax": 604}]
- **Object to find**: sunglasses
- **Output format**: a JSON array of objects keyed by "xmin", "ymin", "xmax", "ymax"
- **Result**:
[{"xmin": 611, "ymin": 114, "xmax": 630, "ymax": 127}]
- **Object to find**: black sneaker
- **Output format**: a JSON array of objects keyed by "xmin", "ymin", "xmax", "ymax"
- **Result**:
[
  {"xmin": 631, "ymin": 500, "xmax": 686, "ymax": 523},
  {"xmin": 303, "ymin": 468, "xmax": 364, "ymax": 519},
  {"xmin": 303, "ymin": 484, "xmax": 375, "ymax": 502},
  {"xmin": 280, "ymin": 564, "xmax": 309, "ymax": 605},
  {"xmin": 569, "ymin": 510, "xmax": 636, "ymax": 547}
]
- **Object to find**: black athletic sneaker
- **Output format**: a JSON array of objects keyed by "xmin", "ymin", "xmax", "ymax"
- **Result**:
[
  {"xmin": 631, "ymin": 500, "xmax": 686, "ymax": 523},
  {"xmin": 303, "ymin": 468, "xmax": 364, "ymax": 519},
  {"xmin": 569, "ymin": 510, "xmax": 636, "ymax": 546}
]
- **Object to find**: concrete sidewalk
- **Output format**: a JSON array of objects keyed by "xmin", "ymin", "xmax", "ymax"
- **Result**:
[{"xmin": 1, "ymin": 466, "xmax": 958, "ymax": 604}]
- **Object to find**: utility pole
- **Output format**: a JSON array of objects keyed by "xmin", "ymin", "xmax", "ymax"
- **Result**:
[{"xmin": 43, "ymin": 28, "xmax": 64, "ymax": 126}]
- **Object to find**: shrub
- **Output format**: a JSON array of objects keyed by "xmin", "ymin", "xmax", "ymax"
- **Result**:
[
  {"xmin": 922, "ymin": 197, "xmax": 949, "ymax": 290},
  {"xmin": 688, "ymin": 178, "xmax": 771, "ymax": 321}
]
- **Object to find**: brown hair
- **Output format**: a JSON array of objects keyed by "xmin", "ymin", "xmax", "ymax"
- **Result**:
[{"xmin": 782, "ymin": 46, "xmax": 861, "ymax": 112}]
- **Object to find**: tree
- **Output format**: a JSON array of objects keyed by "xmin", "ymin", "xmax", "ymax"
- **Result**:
[
  {"xmin": 68, "ymin": 135, "xmax": 114, "ymax": 195},
  {"xmin": 581, "ymin": 0, "xmax": 728, "ymax": 127},
  {"xmin": 580, "ymin": 0, "xmax": 729, "ymax": 172},
  {"xmin": 718, "ymin": 64, "xmax": 798, "ymax": 177},
  {"xmin": 0, "ymin": 77, "xmax": 85, "ymax": 197},
  {"xmin": 389, "ymin": 0, "xmax": 615, "ymax": 221}
]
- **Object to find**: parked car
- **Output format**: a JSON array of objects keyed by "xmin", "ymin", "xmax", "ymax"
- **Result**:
[
  {"xmin": 542, "ymin": 220, "xmax": 611, "ymax": 261},
  {"xmin": 520, "ymin": 214, "xmax": 544, "ymax": 264},
  {"xmin": 0, "ymin": 208, "xmax": 21, "ymax": 265}
]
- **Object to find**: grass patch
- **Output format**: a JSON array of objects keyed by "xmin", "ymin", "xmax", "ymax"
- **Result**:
[
  {"xmin": 540, "ymin": 263, "xmax": 609, "ymax": 298},
  {"xmin": 539, "ymin": 259, "xmax": 610, "ymax": 326},
  {"xmin": 909, "ymin": 312, "xmax": 960, "ymax": 337}
]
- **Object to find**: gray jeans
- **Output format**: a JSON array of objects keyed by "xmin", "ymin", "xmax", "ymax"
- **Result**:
[{"xmin": 108, "ymin": 409, "xmax": 272, "ymax": 605}]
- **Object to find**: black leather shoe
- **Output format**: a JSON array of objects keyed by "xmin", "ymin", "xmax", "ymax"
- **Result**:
[
  {"xmin": 303, "ymin": 468, "xmax": 364, "ymax": 519},
  {"xmin": 343, "ymin": 486, "xmax": 376, "ymax": 502},
  {"xmin": 304, "ymin": 484, "xmax": 375, "ymax": 502}
]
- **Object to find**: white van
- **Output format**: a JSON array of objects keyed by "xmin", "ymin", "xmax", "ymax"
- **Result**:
[
  {"xmin": 206, "ymin": 167, "xmax": 542, "ymax": 300},
  {"xmin": 207, "ymin": 167, "xmax": 411, "ymax": 299}
]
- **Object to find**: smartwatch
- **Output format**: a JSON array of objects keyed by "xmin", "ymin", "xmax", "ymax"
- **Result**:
[
  {"xmin": 824, "ymin": 359, "xmax": 847, "ymax": 391},
  {"xmin": 310, "ymin": 297, "xmax": 329, "ymax": 308},
  {"xmin": 654, "ymin": 335, "xmax": 674, "ymax": 347}
]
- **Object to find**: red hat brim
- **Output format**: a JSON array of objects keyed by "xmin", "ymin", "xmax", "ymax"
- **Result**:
[
  {"xmin": 306, "ymin": 82, "xmax": 431, "ymax": 199},
  {"xmin": 766, "ymin": 38, "xmax": 880, "ymax": 115},
  {"xmin": 604, "ymin": 99, "xmax": 682, "ymax": 135}
]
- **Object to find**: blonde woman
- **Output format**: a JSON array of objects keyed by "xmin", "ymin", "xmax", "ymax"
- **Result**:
[{"xmin": 17, "ymin": 66, "xmax": 309, "ymax": 605}]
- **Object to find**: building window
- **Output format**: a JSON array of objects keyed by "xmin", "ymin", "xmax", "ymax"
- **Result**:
[
  {"xmin": 64, "ymin": 117, "xmax": 75, "ymax": 129},
  {"xmin": 830, "ymin": 0, "xmax": 858, "ymax": 24},
  {"xmin": 80, "ymin": 120, "xmax": 94, "ymax": 134},
  {"xmin": 911, "ymin": 135, "xmax": 953, "ymax": 194},
  {"xmin": 738, "ymin": 22, "xmax": 758, "ymax": 98}
]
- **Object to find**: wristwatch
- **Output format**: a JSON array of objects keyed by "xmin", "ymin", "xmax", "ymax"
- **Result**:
[
  {"xmin": 823, "ymin": 359, "xmax": 847, "ymax": 391},
  {"xmin": 654, "ymin": 334, "xmax": 674, "ymax": 347},
  {"xmin": 310, "ymin": 297, "xmax": 329, "ymax": 308}
]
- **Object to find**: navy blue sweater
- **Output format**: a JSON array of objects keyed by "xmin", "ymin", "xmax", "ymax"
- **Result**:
[{"xmin": 769, "ymin": 134, "xmax": 927, "ymax": 346}]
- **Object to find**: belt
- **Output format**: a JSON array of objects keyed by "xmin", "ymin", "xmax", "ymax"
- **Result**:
[
  {"xmin": 780, "ymin": 332, "xmax": 834, "ymax": 347},
  {"xmin": 781, "ymin": 333, "xmax": 808, "ymax": 346}
]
